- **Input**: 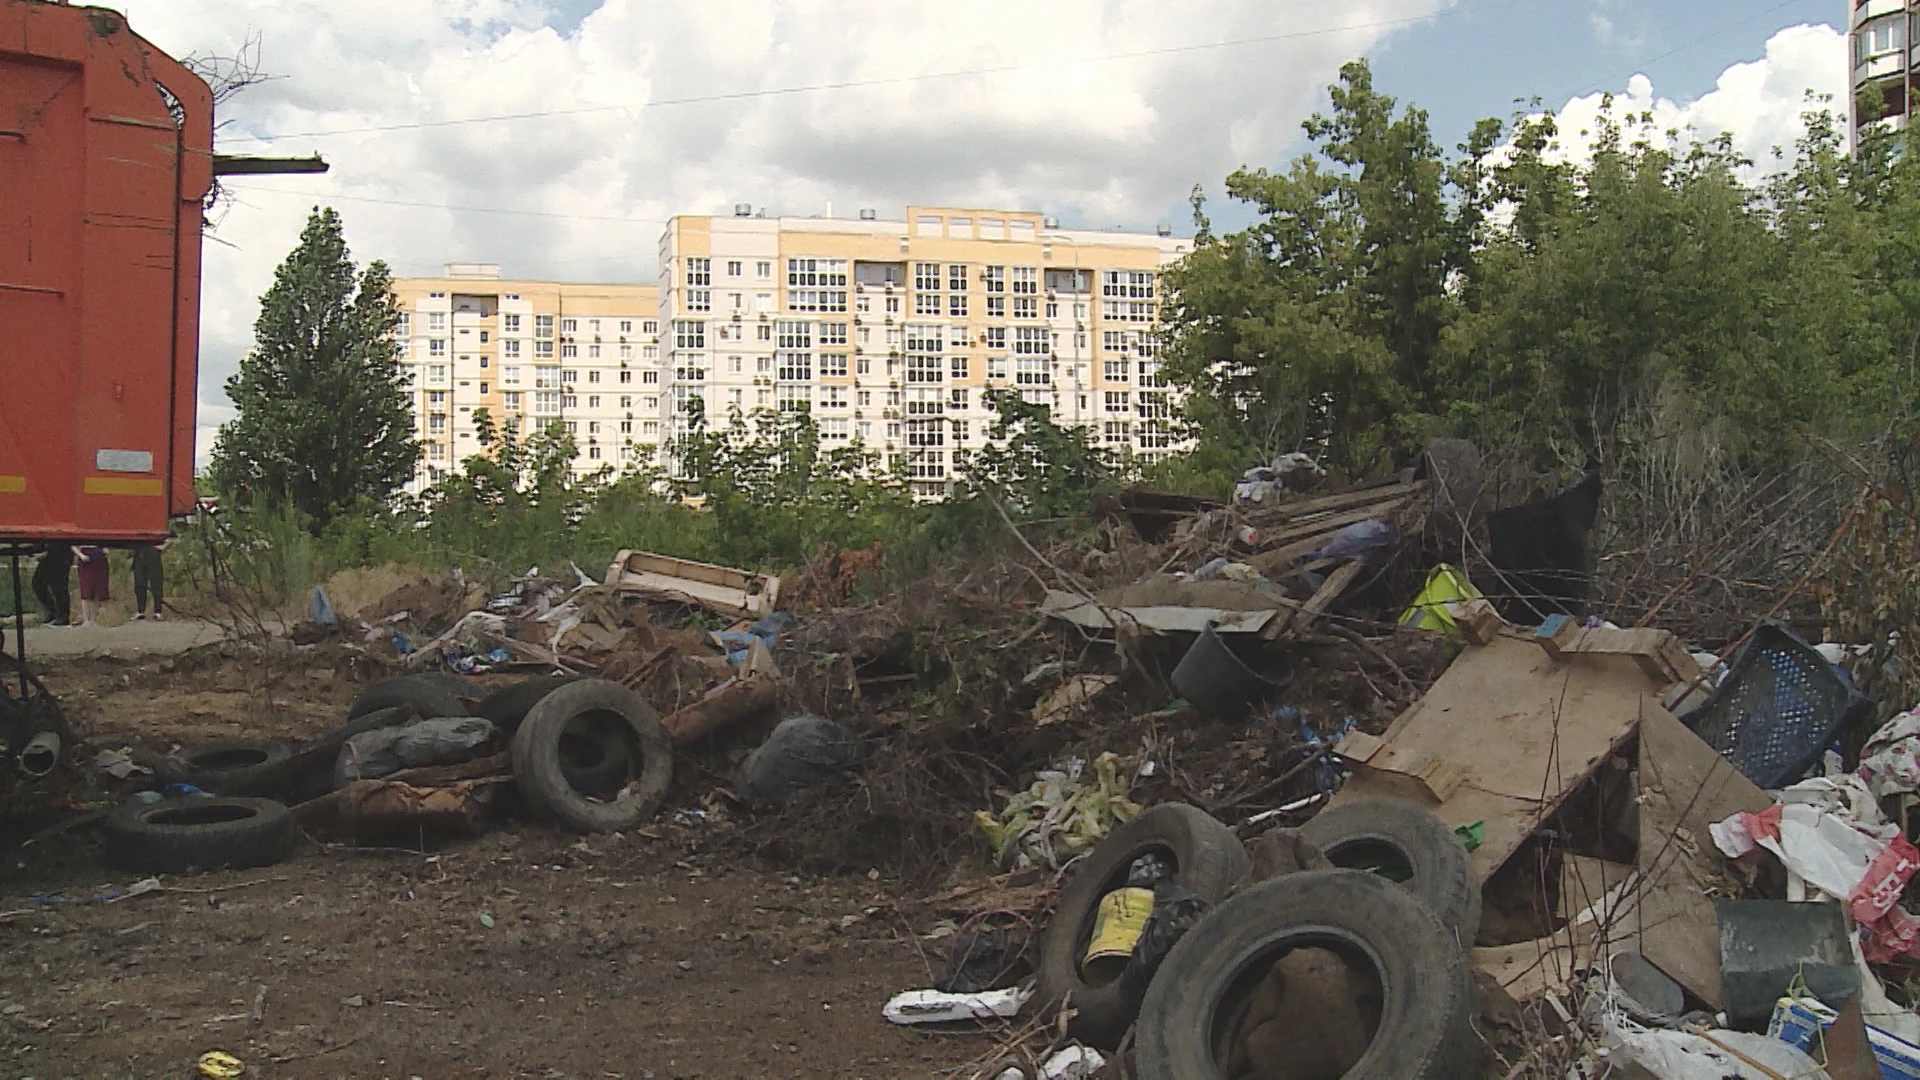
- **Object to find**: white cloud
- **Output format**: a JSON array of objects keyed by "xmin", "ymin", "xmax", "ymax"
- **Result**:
[
  {"xmin": 1533, "ymin": 24, "xmax": 1849, "ymax": 175},
  {"xmin": 113, "ymin": 0, "xmax": 1450, "ymax": 467}
]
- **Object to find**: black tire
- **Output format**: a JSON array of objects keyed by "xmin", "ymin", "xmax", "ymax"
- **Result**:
[
  {"xmin": 1036, "ymin": 803, "xmax": 1249, "ymax": 1050},
  {"xmin": 1299, "ymin": 798, "xmax": 1481, "ymax": 942},
  {"xmin": 155, "ymin": 739, "xmax": 295, "ymax": 797},
  {"xmin": 1136, "ymin": 869, "xmax": 1477, "ymax": 1079},
  {"xmin": 511, "ymin": 679, "xmax": 671, "ymax": 833},
  {"xmin": 413, "ymin": 671, "xmax": 485, "ymax": 705},
  {"xmin": 281, "ymin": 706, "xmax": 416, "ymax": 804},
  {"xmin": 473, "ymin": 676, "xmax": 579, "ymax": 734},
  {"xmin": 103, "ymin": 796, "xmax": 296, "ymax": 875},
  {"xmin": 348, "ymin": 675, "xmax": 469, "ymax": 721},
  {"xmin": 558, "ymin": 715, "xmax": 633, "ymax": 798}
]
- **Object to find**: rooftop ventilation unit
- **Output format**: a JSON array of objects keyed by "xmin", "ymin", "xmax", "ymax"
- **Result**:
[
  {"xmin": 859, "ymin": 208, "xmax": 877, "ymax": 221},
  {"xmin": 733, "ymin": 202, "xmax": 752, "ymax": 217}
]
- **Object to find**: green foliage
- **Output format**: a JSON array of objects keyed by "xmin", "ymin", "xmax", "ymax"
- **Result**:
[
  {"xmin": 956, "ymin": 390, "xmax": 1119, "ymax": 517},
  {"xmin": 209, "ymin": 207, "xmax": 419, "ymax": 529}
]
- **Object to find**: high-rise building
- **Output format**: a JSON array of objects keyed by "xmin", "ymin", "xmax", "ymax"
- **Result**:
[
  {"xmin": 390, "ymin": 265, "xmax": 661, "ymax": 492},
  {"xmin": 656, "ymin": 206, "xmax": 1191, "ymax": 498},
  {"xmin": 1850, "ymin": 0, "xmax": 1916, "ymax": 144}
]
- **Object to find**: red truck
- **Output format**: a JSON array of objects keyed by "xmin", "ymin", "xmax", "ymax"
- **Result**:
[{"xmin": 0, "ymin": 0, "xmax": 321, "ymax": 782}]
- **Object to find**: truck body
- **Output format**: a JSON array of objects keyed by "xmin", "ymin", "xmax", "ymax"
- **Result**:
[{"xmin": 0, "ymin": 0, "xmax": 213, "ymax": 544}]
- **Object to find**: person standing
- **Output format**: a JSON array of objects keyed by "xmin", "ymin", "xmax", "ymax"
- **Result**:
[
  {"xmin": 131, "ymin": 540, "xmax": 167, "ymax": 620},
  {"xmin": 30, "ymin": 544, "xmax": 72, "ymax": 627},
  {"xmin": 74, "ymin": 545, "xmax": 108, "ymax": 627}
]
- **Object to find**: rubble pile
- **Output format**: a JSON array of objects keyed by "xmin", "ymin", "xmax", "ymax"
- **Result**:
[{"xmin": 46, "ymin": 437, "xmax": 1920, "ymax": 1078}]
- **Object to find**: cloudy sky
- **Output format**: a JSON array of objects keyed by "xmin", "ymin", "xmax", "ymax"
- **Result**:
[{"xmin": 109, "ymin": 0, "xmax": 1848, "ymax": 464}]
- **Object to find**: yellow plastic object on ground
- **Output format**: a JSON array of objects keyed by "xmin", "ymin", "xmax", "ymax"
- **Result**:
[
  {"xmin": 197, "ymin": 1051, "xmax": 245, "ymax": 1078},
  {"xmin": 1399, "ymin": 564, "xmax": 1483, "ymax": 636},
  {"xmin": 975, "ymin": 752, "xmax": 1143, "ymax": 869},
  {"xmin": 1081, "ymin": 886, "xmax": 1155, "ymax": 980}
]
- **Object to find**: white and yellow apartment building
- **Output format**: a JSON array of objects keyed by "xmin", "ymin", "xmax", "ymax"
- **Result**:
[
  {"xmin": 393, "ymin": 206, "xmax": 1191, "ymax": 497},
  {"xmin": 390, "ymin": 265, "xmax": 662, "ymax": 492}
]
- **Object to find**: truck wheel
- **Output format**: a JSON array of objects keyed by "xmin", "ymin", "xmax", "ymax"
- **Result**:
[
  {"xmin": 473, "ymin": 676, "xmax": 579, "ymax": 734},
  {"xmin": 1035, "ymin": 803, "xmax": 1248, "ymax": 1049},
  {"xmin": 348, "ymin": 675, "xmax": 468, "ymax": 721},
  {"xmin": 155, "ymin": 739, "xmax": 294, "ymax": 797},
  {"xmin": 511, "ymin": 679, "xmax": 670, "ymax": 832},
  {"xmin": 1299, "ymin": 798, "xmax": 1481, "ymax": 941},
  {"xmin": 1135, "ymin": 868, "xmax": 1477, "ymax": 1079},
  {"xmin": 104, "ymin": 797, "xmax": 296, "ymax": 875}
]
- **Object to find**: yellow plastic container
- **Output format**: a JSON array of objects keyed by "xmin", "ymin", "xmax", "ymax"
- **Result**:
[{"xmin": 1081, "ymin": 887, "xmax": 1155, "ymax": 981}]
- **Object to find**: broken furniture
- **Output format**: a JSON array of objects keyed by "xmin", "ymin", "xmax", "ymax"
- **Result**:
[{"xmin": 605, "ymin": 549, "xmax": 782, "ymax": 619}]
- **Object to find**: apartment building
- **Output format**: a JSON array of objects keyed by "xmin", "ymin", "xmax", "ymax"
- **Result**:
[
  {"xmin": 390, "ymin": 265, "xmax": 662, "ymax": 492},
  {"xmin": 656, "ymin": 206, "xmax": 1192, "ymax": 498},
  {"xmin": 1851, "ymin": 0, "xmax": 1917, "ymax": 144}
]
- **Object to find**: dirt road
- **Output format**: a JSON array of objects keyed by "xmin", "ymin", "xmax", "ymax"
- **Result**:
[
  {"xmin": 0, "ymin": 654, "xmax": 983, "ymax": 1079},
  {"xmin": 11, "ymin": 616, "xmax": 227, "ymax": 659}
]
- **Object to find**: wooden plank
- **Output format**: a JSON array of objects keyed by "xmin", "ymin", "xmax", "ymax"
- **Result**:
[
  {"xmin": 1535, "ymin": 618, "xmax": 1702, "ymax": 685},
  {"xmin": 1261, "ymin": 560, "xmax": 1363, "ymax": 641},
  {"xmin": 1636, "ymin": 706, "xmax": 1774, "ymax": 1011},
  {"xmin": 1253, "ymin": 479, "xmax": 1425, "ymax": 525},
  {"xmin": 1331, "ymin": 635, "xmax": 1659, "ymax": 881}
]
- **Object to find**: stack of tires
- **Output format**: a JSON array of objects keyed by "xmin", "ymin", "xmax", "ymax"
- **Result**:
[
  {"xmin": 107, "ymin": 673, "xmax": 675, "ymax": 874},
  {"xmin": 1036, "ymin": 798, "xmax": 1481, "ymax": 1078}
]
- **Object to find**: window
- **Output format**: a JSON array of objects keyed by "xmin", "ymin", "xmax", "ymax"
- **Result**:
[
  {"xmin": 952, "ymin": 419, "xmax": 970, "ymax": 443},
  {"xmin": 620, "ymin": 395, "xmax": 633, "ymax": 408},
  {"xmin": 1104, "ymin": 391, "xmax": 1130, "ymax": 413},
  {"xmin": 757, "ymin": 388, "xmax": 772, "ymax": 407},
  {"xmin": 535, "ymin": 390, "xmax": 561, "ymax": 414},
  {"xmin": 905, "ymin": 324, "xmax": 945, "ymax": 383},
  {"xmin": 949, "ymin": 294, "xmax": 969, "ymax": 317},
  {"xmin": 757, "ymin": 324, "xmax": 773, "ymax": 341},
  {"xmin": 789, "ymin": 288, "xmax": 847, "ymax": 313},
  {"xmin": 503, "ymin": 313, "xmax": 520, "ymax": 333},
  {"xmin": 587, "ymin": 344, "xmax": 601, "ymax": 359},
  {"xmin": 1046, "ymin": 300, "xmax": 1059, "ymax": 319},
  {"xmin": 589, "ymin": 319, "xmax": 601, "ymax": 334},
  {"xmin": 1015, "ymin": 327, "xmax": 1051, "ymax": 355},
  {"xmin": 643, "ymin": 344, "xmax": 658, "ymax": 360},
  {"xmin": 674, "ymin": 360, "xmax": 706, "ymax": 382},
  {"xmin": 857, "ymin": 390, "xmax": 872, "ymax": 407},
  {"xmin": 396, "ymin": 312, "xmax": 411, "ymax": 337},
  {"xmin": 914, "ymin": 293, "xmax": 943, "ymax": 316},
  {"xmin": 644, "ymin": 420, "xmax": 660, "ymax": 435},
  {"xmin": 950, "ymin": 388, "xmax": 970, "ymax": 411},
  {"xmin": 758, "ymin": 356, "xmax": 772, "ymax": 373},
  {"xmin": 729, "ymin": 355, "xmax": 743, "ymax": 373},
  {"xmin": 562, "ymin": 318, "xmax": 578, "ymax": 334},
  {"xmin": 1101, "ymin": 358, "xmax": 1131, "ymax": 382},
  {"xmin": 504, "ymin": 340, "xmax": 522, "ymax": 359},
  {"xmin": 563, "ymin": 395, "xmax": 578, "ymax": 409},
  {"xmin": 618, "ymin": 370, "xmax": 633, "ymax": 384},
  {"xmin": 777, "ymin": 352, "xmax": 813, "ymax": 382},
  {"xmin": 756, "ymin": 261, "xmax": 772, "ymax": 279},
  {"xmin": 429, "ymin": 415, "xmax": 447, "ymax": 434},
  {"xmin": 1013, "ymin": 297, "xmax": 1038, "ymax": 319},
  {"xmin": 535, "ymin": 341, "xmax": 554, "ymax": 359},
  {"xmin": 1859, "ymin": 15, "xmax": 1905, "ymax": 61},
  {"xmin": 503, "ymin": 367, "xmax": 521, "ymax": 386},
  {"xmin": 856, "ymin": 357, "xmax": 872, "ymax": 375},
  {"xmin": 1138, "ymin": 360, "xmax": 1166, "ymax": 388},
  {"xmin": 429, "ymin": 364, "xmax": 450, "ymax": 383},
  {"xmin": 986, "ymin": 296, "xmax": 1006, "ymax": 318},
  {"xmin": 950, "ymin": 355, "xmax": 970, "ymax": 380},
  {"xmin": 821, "ymin": 322, "xmax": 848, "ymax": 345},
  {"xmin": 1047, "ymin": 268, "xmax": 1092, "ymax": 294},
  {"xmin": 821, "ymin": 353, "xmax": 848, "ymax": 377},
  {"xmin": 429, "ymin": 339, "xmax": 447, "ymax": 357},
  {"xmin": 536, "ymin": 368, "xmax": 563, "ymax": 389},
  {"xmin": 984, "ymin": 266, "xmax": 1006, "ymax": 293},
  {"xmin": 822, "ymin": 418, "xmax": 850, "ymax": 441},
  {"xmin": 914, "ymin": 263, "xmax": 942, "ymax": 291},
  {"xmin": 887, "ymin": 422, "xmax": 902, "ymax": 440},
  {"xmin": 480, "ymin": 381, "xmax": 490, "ymax": 394},
  {"xmin": 726, "ymin": 389, "xmax": 743, "ymax": 409},
  {"xmin": 822, "ymin": 386, "xmax": 848, "ymax": 409},
  {"xmin": 619, "ymin": 343, "xmax": 633, "ymax": 360},
  {"xmin": 1011, "ymin": 267, "xmax": 1038, "ymax": 295},
  {"xmin": 686, "ymin": 257, "xmax": 712, "ymax": 286},
  {"xmin": 729, "ymin": 293, "xmax": 743, "ymax": 310},
  {"xmin": 1136, "ymin": 390, "xmax": 1171, "ymax": 420},
  {"xmin": 535, "ymin": 315, "xmax": 554, "ymax": 338},
  {"xmin": 1103, "ymin": 330, "xmax": 1129, "ymax": 353},
  {"xmin": 588, "ymin": 446, "xmax": 602, "ymax": 461},
  {"xmin": 588, "ymin": 395, "xmax": 601, "ymax": 409},
  {"xmin": 562, "ymin": 369, "xmax": 578, "ymax": 384},
  {"xmin": 619, "ymin": 320, "xmax": 633, "ymax": 333},
  {"xmin": 686, "ymin": 290, "xmax": 712, "ymax": 312},
  {"xmin": 504, "ymin": 391, "xmax": 521, "ymax": 408},
  {"xmin": 983, "ymin": 327, "xmax": 1007, "ymax": 351},
  {"xmin": 948, "ymin": 264, "xmax": 967, "ymax": 291},
  {"xmin": 727, "ymin": 260, "xmax": 742, "ymax": 277},
  {"xmin": 776, "ymin": 320, "xmax": 813, "ymax": 349},
  {"xmin": 588, "ymin": 420, "xmax": 602, "ymax": 435},
  {"xmin": 886, "ymin": 295, "xmax": 901, "ymax": 314},
  {"xmin": 1104, "ymin": 420, "xmax": 1131, "ymax": 446},
  {"xmin": 1103, "ymin": 299, "xmax": 1155, "ymax": 322},
  {"xmin": 643, "ymin": 320, "xmax": 659, "ymax": 335},
  {"xmin": 428, "ymin": 312, "xmax": 446, "ymax": 331},
  {"xmin": 788, "ymin": 258, "xmax": 848, "ymax": 288},
  {"xmin": 562, "ymin": 342, "xmax": 578, "ymax": 359},
  {"xmin": 1016, "ymin": 355, "xmax": 1051, "ymax": 386},
  {"xmin": 776, "ymin": 384, "xmax": 810, "ymax": 413},
  {"xmin": 565, "ymin": 421, "xmax": 578, "ymax": 434},
  {"xmin": 674, "ymin": 320, "xmax": 706, "ymax": 349}
]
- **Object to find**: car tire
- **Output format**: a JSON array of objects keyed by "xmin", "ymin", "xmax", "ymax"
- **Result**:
[
  {"xmin": 103, "ymin": 796, "xmax": 296, "ymax": 875},
  {"xmin": 348, "ymin": 675, "xmax": 469, "ymax": 721},
  {"xmin": 511, "ymin": 679, "xmax": 671, "ymax": 832},
  {"xmin": 155, "ymin": 739, "xmax": 295, "ymax": 797},
  {"xmin": 413, "ymin": 671, "xmax": 485, "ymax": 706},
  {"xmin": 1135, "ymin": 868, "xmax": 1478, "ymax": 1079},
  {"xmin": 1035, "ymin": 803, "xmax": 1248, "ymax": 1050},
  {"xmin": 557, "ymin": 715, "xmax": 633, "ymax": 798},
  {"xmin": 473, "ymin": 676, "xmax": 579, "ymax": 734},
  {"xmin": 1298, "ymin": 798, "xmax": 1481, "ymax": 942}
]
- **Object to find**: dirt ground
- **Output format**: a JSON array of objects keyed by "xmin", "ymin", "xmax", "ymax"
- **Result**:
[{"xmin": 0, "ymin": 652, "xmax": 1006, "ymax": 1080}]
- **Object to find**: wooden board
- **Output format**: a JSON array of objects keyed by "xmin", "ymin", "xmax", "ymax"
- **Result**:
[
  {"xmin": 1635, "ymin": 706, "xmax": 1773, "ymax": 1010},
  {"xmin": 1333, "ymin": 634, "xmax": 1662, "ymax": 881},
  {"xmin": 1535, "ymin": 619, "xmax": 1702, "ymax": 685},
  {"xmin": 1558, "ymin": 856, "xmax": 1636, "ymax": 922}
]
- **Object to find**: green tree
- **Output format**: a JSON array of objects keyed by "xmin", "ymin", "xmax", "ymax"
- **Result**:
[{"xmin": 209, "ymin": 207, "xmax": 418, "ymax": 528}]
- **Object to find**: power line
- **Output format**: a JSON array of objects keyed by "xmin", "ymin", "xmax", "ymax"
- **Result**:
[{"xmin": 235, "ymin": 0, "xmax": 1554, "ymax": 142}]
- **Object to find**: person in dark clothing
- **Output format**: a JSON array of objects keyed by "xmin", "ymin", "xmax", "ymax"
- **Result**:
[
  {"xmin": 131, "ymin": 542, "xmax": 166, "ymax": 620},
  {"xmin": 30, "ymin": 545, "xmax": 72, "ymax": 626}
]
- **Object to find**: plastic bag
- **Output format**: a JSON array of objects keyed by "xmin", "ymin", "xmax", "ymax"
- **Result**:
[
  {"xmin": 734, "ymin": 714, "xmax": 862, "ymax": 807},
  {"xmin": 336, "ymin": 716, "xmax": 494, "ymax": 785}
]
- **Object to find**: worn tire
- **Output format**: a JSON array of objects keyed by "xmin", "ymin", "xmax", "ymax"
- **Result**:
[
  {"xmin": 155, "ymin": 739, "xmax": 295, "ymax": 797},
  {"xmin": 103, "ymin": 796, "xmax": 296, "ymax": 875},
  {"xmin": 1299, "ymin": 798, "xmax": 1481, "ymax": 942},
  {"xmin": 348, "ymin": 675, "xmax": 469, "ymax": 721},
  {"xmin": 511, "ymin": 679, "xmax": 671, "ymax": 833},
  {"xmin": 473, "ymin": 676, "xmax": 579, "ymax": 734},
  {"xmin": 1036, "ymin": 803, "xmax": 1249, "ymax": 1050},
  {"xmin": 558, "ymin": 716, "xmax": 633, "ymax": 798},
  {"xmin": 414, "ymin": 671, "xmax": 485, "ymax": 706},
  {"xmin": 1136, "ymin": 869, "xmax": 1477, "ymax": 1079}
]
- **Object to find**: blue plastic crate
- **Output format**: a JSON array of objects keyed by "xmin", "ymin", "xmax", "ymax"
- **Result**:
[
  {"xmin": 1769, "ymin": 996, "xmax": 1920, "ymax": 1079},
  {"xmin": 1684, "ymin": 621, "xmax": 1872, "ymax": 789}
]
